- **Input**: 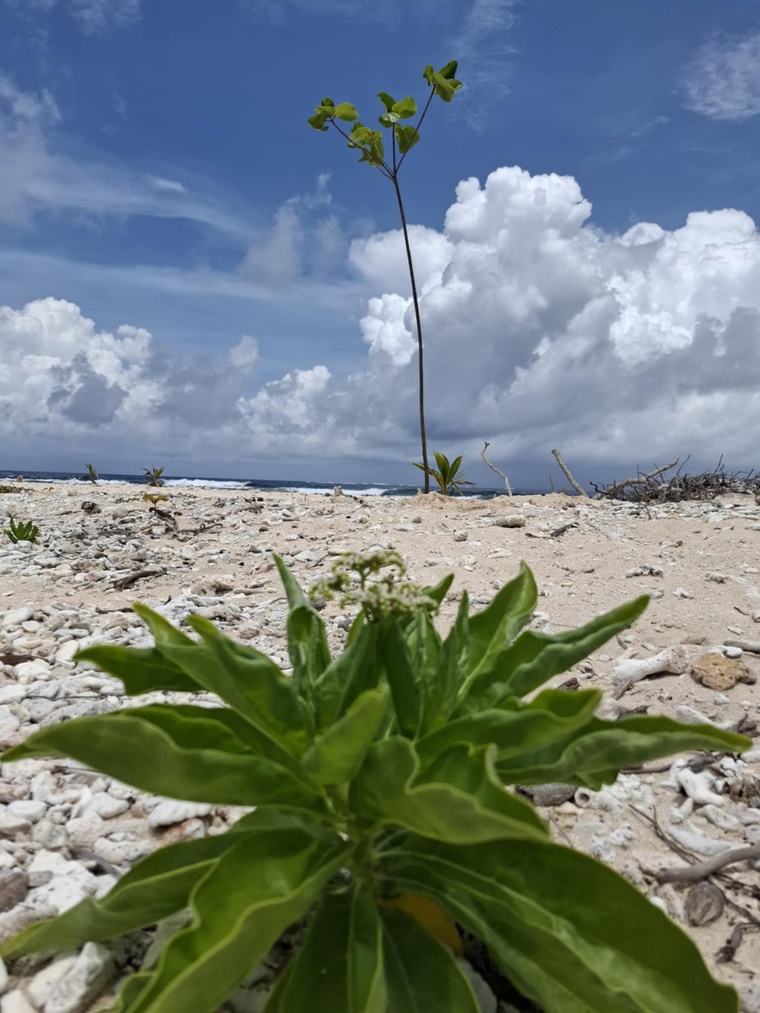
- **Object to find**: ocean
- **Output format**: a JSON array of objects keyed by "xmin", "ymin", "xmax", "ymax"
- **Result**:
[{"xmin": 0, "ymin": 470, "xmax": 528, "ymax": 499}]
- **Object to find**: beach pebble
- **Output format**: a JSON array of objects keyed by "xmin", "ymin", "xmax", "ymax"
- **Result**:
[
  {"xmin": 146, "ymin": 800, "xmax": 213, "ymax": 829},
  {"xmin": 42, "ymin": 942, "xmax": 114, "ymax": 1013}
]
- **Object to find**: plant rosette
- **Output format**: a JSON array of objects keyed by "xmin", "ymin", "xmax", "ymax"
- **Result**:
[{"xmin": 1, "ymin": 551, "xmax": 749, "ymax": 1013}]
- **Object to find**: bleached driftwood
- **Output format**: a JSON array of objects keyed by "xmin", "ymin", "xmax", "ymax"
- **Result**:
[
  {"xmin": 611, "ymin": 645, "xmax": 688, "ymax": 697},
  {"xmin": 480, "ymin": 442, "xmax": 512, "ymax": 497},
  {"xmin": 550, "ymin": 449, "xmax": 588, "ymax": 497}
]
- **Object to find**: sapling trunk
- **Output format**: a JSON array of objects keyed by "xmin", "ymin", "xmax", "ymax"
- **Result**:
[{"xmin": 392, "ymin": 175, "xmax": 429, "ymax": 492}]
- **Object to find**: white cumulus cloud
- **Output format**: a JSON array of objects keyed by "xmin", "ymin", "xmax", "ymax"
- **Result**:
[{"xmin": 4, "ymin": 165, "xmax": 760, "ymax": 483}]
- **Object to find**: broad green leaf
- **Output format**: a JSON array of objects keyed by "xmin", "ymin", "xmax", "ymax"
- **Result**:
[
  {"xmin": 387, "ymin": 838, "xmax": 739, "ymax": 1013},
  {"xmin": 394, "ymin": 124, "xmax": 419, "ymax": 154},
  {"xmin": 264, "ymin": 887, "xmax": 386, "ymax": 1013},
  {"xmin": 380, "ymin": 907, "xmax": 479, "ymax": 1012},
  {"xmin": 392, "ymin": 96, "xmax": 417, "ymax": 119},
  {"xmin": 1, "ymin": 812, "xmax": 277, "ymax": 958},
  {"xmin": 350, "ymin": 737, "xmax": 547, "ymax": 842},
  {"xmin": 380, "ymin": 621, "xmax": 422, "ymax": 737},
  {"xmin": 121, "ymin": 829, "xmax": 350, "ymax": 1013},
  {"xmin": 460, "ymin": 562, "xmax": 537, "ymax": 683},
  {"xmin": 419, "ymin": 689, "xmax": 602, "ymax": 764},
  {"xmin": 165, "ymin": 614, "xmax": 311, "ymax": 754},
  {"xmin": 497, "ymin": 714, "xmax": 751, "ymax": 788},
  {"xmin": 419, "ymin": 592, "xmax": 470, "ymax": 734},
  {"xmin": 75, "ymin": 644, "xmax": 200, "ymax": 695},
  {"xmin": 437, "ymin": 60, "xmax": 459, "ymax": 80},
  {"xmin": 314, "ymin": 620, "xmax": 381, "ymax": 728},
  {"xmin": 378, "ymin": 91, "xmax": 396, "ymax": 112},
  {"xmin": 302, "ymin": 686, "xmax": 390, "ymax": 785},
  {"xmin": 457, "ymin": 595, "xmax": 649, "ymax": 713},
  {"xmin": 2, "ymin": 706, "xmax": 322, "ymax": 809},
  {"xmin": 334, "ymin": 102, "xmax": 358, "ymax": 121},
  {"xmin": 379, "ymin": 111, "xmax": 400, "ymax": 127},
  {"xmin": 274, "ymin": 554, "xmax": 331, "ymax": 702},
  {"xmin": 307, "ymin": 112, "xmax": 330, "ymax": 131}
]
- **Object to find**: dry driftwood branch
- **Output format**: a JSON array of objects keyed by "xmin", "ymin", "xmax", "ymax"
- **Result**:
[
  {"xmin": 112, "ymin": 569, "xmax": 164, "ymax": 591},
  {"xmin": 550, "ymin": 449, "xmax": 588, "ymax": 497},
  {"xmin": 657, "ymin": 844, "xmax": 760, "ymax": 884},
  {"xmin": 480, "ymin": 442, "xmax": 512, "ymax": 497},
  {"xmin": 597, "ymin": 455, "xmax": 680, "ymax": 499}
]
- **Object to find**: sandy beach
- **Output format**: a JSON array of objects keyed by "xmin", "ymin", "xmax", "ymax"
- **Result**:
[{"xmin": 1, "ymin": 481, "xmax": 759, "ymax": 1011}]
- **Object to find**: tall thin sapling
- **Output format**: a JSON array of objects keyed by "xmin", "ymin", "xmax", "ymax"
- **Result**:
[{"xmin": 308, "ymin": 62, "xmax": 462, "ymax": 492}]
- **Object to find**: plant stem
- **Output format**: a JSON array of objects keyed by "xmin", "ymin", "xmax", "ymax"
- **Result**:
[{"xmin": 392, "ymin": 175, "xmax": 429, "ymax": 493}]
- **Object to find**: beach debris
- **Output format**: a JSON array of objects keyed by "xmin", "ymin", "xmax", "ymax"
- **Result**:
[
  {"xmin": 480, "ymin": 441, "xmax": 512, "ymax": 497},
  {"xmin": 111, "ymin": 569, "xmax": 164, "ymax": 591},
  {"xmin": 724, "ymin": 638, "xmax": 760, "ymax": 654},
  {"xmin": 517, "ymin": 783, "xmax": 576, "ymax": 807},
  {"xmin": 492, "ymin": 515, "xmax": 525, "ymax": 528},
  {"xmin": 677, "ymin": 768, "xmax": 724, "ymax": 807},
  {"xmin": 611, "ymin": 645, "xmax": 688, "ymax": 694},
  {"xmin": 691, "ymin": 652, "xmax": 756, "ymax": 691},
  {"xmin": 593, "ymin": 453, "xmax": 760, "ymax": 503},
  {"xmin": 550, "ymin": 447, "xmax": 588, "ymax": 497},
  {"xmin": 658, "ymin": 845, "xmax": 760, "ymax": 885},
  {"xmin": 80, "ymin": 501, "xmax": 101, "ymax": 514},
  {"xmin": 625, "ymin": 564, "xmax": 663, "ymax": 578},
  {"xmin": 684, "ymin": 883, "xmax": 725, "ymax": 925}
]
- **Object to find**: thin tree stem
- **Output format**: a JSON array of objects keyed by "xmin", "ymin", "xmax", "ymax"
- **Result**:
[
  {"xmin": 396, "ymin": 87, "xmax": 436, "ymax": 173},
  {"xmin": 392, "ymin": 174, "xmax": 429, "ymax": 492}
]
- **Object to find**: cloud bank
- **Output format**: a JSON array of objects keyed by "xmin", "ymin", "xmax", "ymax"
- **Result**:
[{"xmin": 3, "ymin": 164, "xmax": 760, "ymax": 479}]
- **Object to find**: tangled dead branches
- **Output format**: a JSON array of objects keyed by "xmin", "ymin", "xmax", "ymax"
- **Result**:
[{"xmin": 592, "ymin": 455, "xmax": 760, "ymax": 503}]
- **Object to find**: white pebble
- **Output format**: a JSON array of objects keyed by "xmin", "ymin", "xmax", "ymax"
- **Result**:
[{"xmin": 147, "ymin": 800, "xmax": 212, "ymax": 829}]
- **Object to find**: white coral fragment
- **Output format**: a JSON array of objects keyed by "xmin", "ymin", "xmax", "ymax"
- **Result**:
[{"xmin": 611, "ymin": 645, "xmax": 688, "ymax": 687}]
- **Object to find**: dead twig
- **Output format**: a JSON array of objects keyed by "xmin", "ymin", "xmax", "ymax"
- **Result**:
[
  {"xmin": 480, "ymin": 441, "xmax": 512, "ymax": 497},
  {"xmin": 112, "ymin": 569, "xmax": 164, "ymax": 590},
  {"xmin": 657, "ymin": 844, "xmax": 760, "ymax": 884},
  {"xmin": 550, "ymin": 521, "xmax": 578, "ymax": 538},
  {"xmin": 550, "ymin": 449, "xmax": 588, "ymax": 497}
]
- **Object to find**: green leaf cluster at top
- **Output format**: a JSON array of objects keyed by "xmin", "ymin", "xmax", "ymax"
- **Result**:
[
  {"xmin": 308, "ymin": 61, "xmax": 462, "ymax": 174},
  {"xmin": 1, "ymin": 552, "xmax": 748, "ymax": 1013}
]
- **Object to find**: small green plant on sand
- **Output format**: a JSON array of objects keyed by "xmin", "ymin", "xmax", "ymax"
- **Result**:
[
  {"xmin": 0, "ymin": 485, "xmax": 17, "ymax": 494},
  {"xmin": 143, "ymin": 466, "xmax": 165, "ymax": 487},
  {"xmin": 85, "ymin": 463, "xmax": 99, "ymax": 484},
  {"xmin": 0, "ymin": 552, "xmax": 748, "ymax": 1012},
  {"xmin": 142, "ymin": 492, "xmax": 169, "ymax": 511},
  {"xmin": 4, "ymin": 517, "xmax": 39, "ymax": 544},
  {"xmin": 415, "ymin": 450, "xmax": 474, "ymax": 496},
  {"xmin": 309, "ymin": 62, "xmax": 462, "ymax": 493}
]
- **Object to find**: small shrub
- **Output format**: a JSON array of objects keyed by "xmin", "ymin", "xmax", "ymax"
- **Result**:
[
  {"xmin": 143, "ymin": 466, "xmax": 165, "ymax": 487},
  {"xmin": 4, "ymin": 517, "xmax": 39, "ymax": 543},
  {"xmin": 0, "ymin": 485, "xmax": 17, "ymax": 494},
  {"xmin": 415, "ymin": 450, "xmax": 474, "ymax": 495},
  {"xmin": 0, "ymin": 553, "xmax": 747, "ymax": 1012}
]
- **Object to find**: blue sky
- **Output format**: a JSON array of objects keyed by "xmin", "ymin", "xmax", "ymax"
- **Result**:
[{"xmin": 1, "ymin": 0, "xmax": 759, "ymax": 488}]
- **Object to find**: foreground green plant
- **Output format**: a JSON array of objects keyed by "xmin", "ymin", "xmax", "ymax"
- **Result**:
[
  {"xmin": 309, "ymin": 62, "xmax": 462, "ymax": 492},
  {"xmin": 84, "ymin": 463, "xmax": 99, "ymax": 484},
  {"xmin": 415, "ymin": 450, "xmax": 474, "ymax": 495},
  {"xmin": 4, "ymin": 517, "xmax": 39, "ymax": 543},
  {"xmin": 1, "ymin": 553, "xmax": 748, "ymax": 1012}
]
